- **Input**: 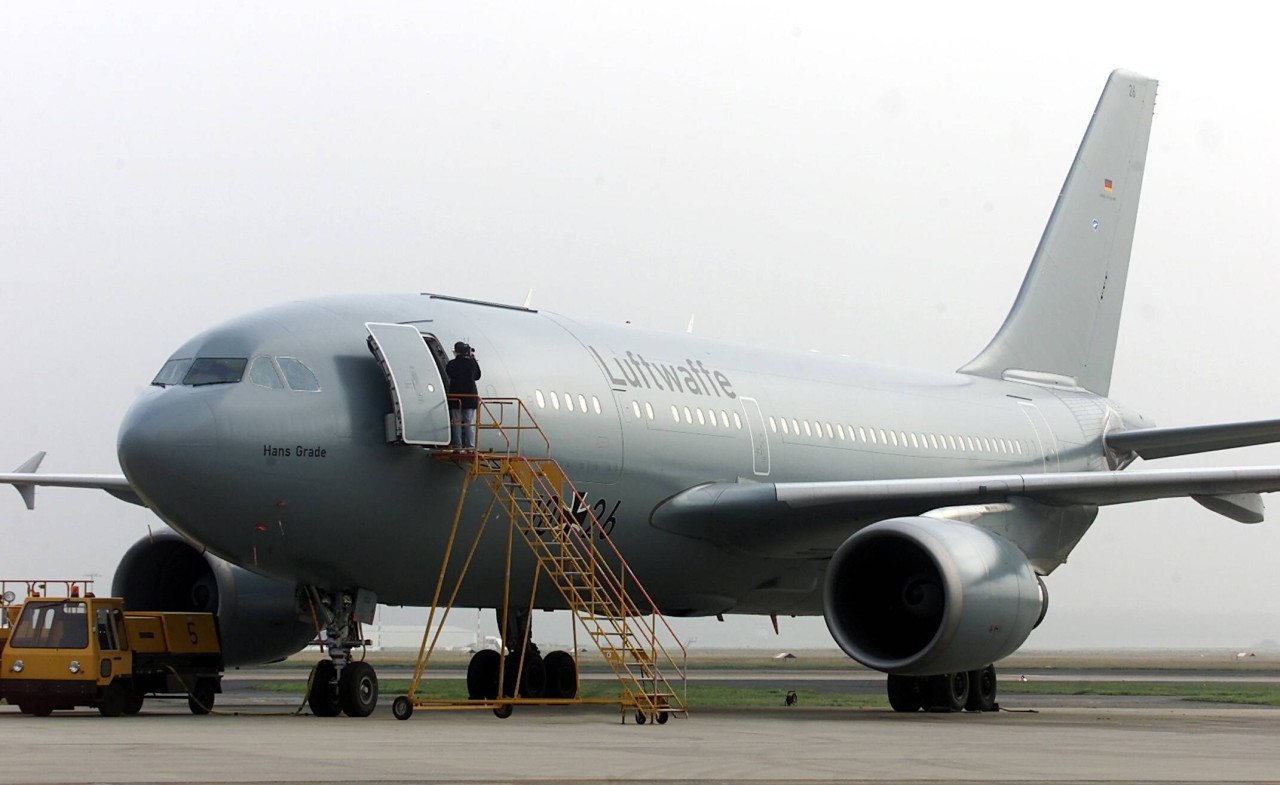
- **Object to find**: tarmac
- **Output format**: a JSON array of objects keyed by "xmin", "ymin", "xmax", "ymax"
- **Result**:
[{"xmin": 3, "ymin": 668, "xmax": 1279, "ymax": 784}]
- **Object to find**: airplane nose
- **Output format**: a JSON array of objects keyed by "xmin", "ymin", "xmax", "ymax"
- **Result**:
[{"xmin": 117, "ymin": 389, "xmax": 219, "ymax": 498}]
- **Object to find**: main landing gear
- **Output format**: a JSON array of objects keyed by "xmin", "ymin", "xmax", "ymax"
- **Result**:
[
  {"xmin": 304, "ymin": 587, "xmax": 379, "ymax": 718},
  {"xmin": 886, "ymin": 664, "xmax": 998, "ymax": 713},
  {"xmin": 461, "ymin": 608, "xmax": 579, "ymax": 717}
]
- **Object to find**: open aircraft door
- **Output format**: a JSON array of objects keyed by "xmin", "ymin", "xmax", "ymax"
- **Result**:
[{"xmin": 366, "ymin": 322, "xmax": 451, "ymax": 446}]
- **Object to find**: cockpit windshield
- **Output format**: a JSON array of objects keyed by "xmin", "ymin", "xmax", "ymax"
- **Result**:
[
  {"xmin": 151, "ymin": 358, "xmax": 193, "ymax": 387},
  {"xmin": 183, "ymin": 358, "xmax": 248, "ymax": 386}
]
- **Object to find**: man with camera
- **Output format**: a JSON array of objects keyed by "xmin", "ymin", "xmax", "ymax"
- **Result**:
[{"xmin": 446, "ymin": 341, "xmax": 482, "ymax": 449}]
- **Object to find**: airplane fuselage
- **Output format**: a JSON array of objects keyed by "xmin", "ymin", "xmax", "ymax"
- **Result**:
[{"xmin": 117, "ymin": 293, "xmax": 1124, "ymax": 618}]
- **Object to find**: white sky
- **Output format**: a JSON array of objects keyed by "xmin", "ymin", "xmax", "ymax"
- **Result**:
[{"xmin": 2, "ymin": 2, "xmax": 1278, "ymax": 650}]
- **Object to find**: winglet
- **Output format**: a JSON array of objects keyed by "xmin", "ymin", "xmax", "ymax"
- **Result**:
[{"xmin": 11, "ymin": 451, "xmax": 46, "ymax": 510}]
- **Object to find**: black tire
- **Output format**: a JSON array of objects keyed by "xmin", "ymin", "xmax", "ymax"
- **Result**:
[
  {"xmin": 965, "ymin": 665, "xmax": 998, "ymax": 712},
  {"xmin": 886, "ymin": 674, "xmax": 923, "ymax": 712},
  {"xmin": 188, "ymin": 677, "xmax": 216, "ymax": 715},
  {"xmin": 467, "ymin": 650, "xmax": 501, "ymax": 700},
  {"xmin": 124, "ymin": 684, "xmax": 145, "ymax": 715},
  {"xmin": 503, "ymin": 650, "xmax": 546, "ymax": 699},
  {"xmin": 19, "ymin": 702, "xmax": 53, "ymax": 717},
  {"xmin": 392, "ymin": 695, "xmax": 413, "ymax": 721},
  {"xmin": 98, "ymin": 679, "xmax": 128, "ymax": 717},
  {"xmin": 543, "ymin": 650, "xmax": 578, "ymax": 699},
  {"xmin": 493, "ymin": 703, "xmax": 513, "ymax": 719},
  {"xmin": 656, "ymin": 710, "xmax": 670, "ymax": 724},
  {"xmin": 928, "ymin": 672, "xmax": 970, "ymax": 713},
  {"xmin": 308, "ymin": 660, "xmax": 342, "ymax": 717},
  {"xmin": 339, "ymin": 661, "xmax": 379, "ymax": 717},
  {"xmin": 634, "ymin": 709, "xmax": 648, "ymax": 725}
]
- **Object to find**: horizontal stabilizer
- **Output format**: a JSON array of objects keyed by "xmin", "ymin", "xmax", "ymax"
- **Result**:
[
  {"xmin": 1107, "ymin": 418, "xmax": 1280, "ymax": 459},
  {"xmin": 0, "ymin": 455, "xmax": 143, "ymax": 508}
]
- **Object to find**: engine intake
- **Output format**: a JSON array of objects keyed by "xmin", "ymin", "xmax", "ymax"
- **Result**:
[
  {"xmin": 823, "ymin": 517, "xmax": 1044, "ymax": 675},
  {"xmin": 112, "ymin": 531, "xmax": 313, "ymax": 665}
]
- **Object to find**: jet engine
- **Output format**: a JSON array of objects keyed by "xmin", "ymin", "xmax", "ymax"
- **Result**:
[
  {"xmin": 823, "ymin": 516, "xmax": 1045, "ymax": 675},
  {"xmin": 112, "ymin": 530, "xmax": 314, "ymax": 665}
]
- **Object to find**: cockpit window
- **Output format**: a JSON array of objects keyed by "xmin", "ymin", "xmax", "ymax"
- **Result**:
[
  {"xmin": 248, "ymin": 356, "xmax": 285, "ymax": 389},
  {"xmin": 277, "ymin": 357, "xmax": 320, "ymax": 392},
  {"xmin": 152, "ymin": 358, "xmax": 193, "ymax": 387},
  {"xmin": 182, "ymin": 358, "xmax": 248, "ymax": 386}
]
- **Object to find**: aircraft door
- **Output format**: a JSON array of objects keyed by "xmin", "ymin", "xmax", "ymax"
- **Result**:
[
  {"xmin": 1017, "ymin": 401, "xmax": 1060, "ymax": 472},
  {"xmin": 366, "ymin": 322, "xmax": 451, "ymax": 446},
  {"xmin": 739, "ymin": 397, "xmax": 771, "ymax": 476}
]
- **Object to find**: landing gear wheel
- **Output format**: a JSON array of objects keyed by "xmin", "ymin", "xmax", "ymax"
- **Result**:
[
  {"xmin": 634, "ymin": 709, "xmax": 648, "ymax": 725},
  {"xmin": 886, "ymin": 674, "xmax": 924, "ymax": 712},
  {"xmin": 965, "ymin": 665, "xmax": 998, "ymax": 712},
  {"xmin": 467, "ymin": 650, "xmax": 501, "ymax": 700},
  {"xmin": 188, "ymin": 678, "xmax": 216, "ymax": 715},
  {"xmin": 97, "ymin": 679, "xmax": 128, "ymax": 717},
  {"xmin": 19, "ymin": 702, "xmax": 53, "ymax": 717},
  {"xmin": 543, "ymin": 650, "xmax": 578, "ymax": 699},
  {"xmin": 503, "ymin": 651, "xmax": 546, "ymax": 698},
  {"xmin": 392, "ymin": 695, "xmax": 414, "ymax": 721},
  {"xmin": 928, "ymin": 671, "xmax": 970, "ymax": 712},
  {"xmin": 307, "ymin": 660, "xmax": 342, "ymax": 717},
  {"xmin": 124, "ymin": 684, "xmax": 145, "ymax": 715},
  {"xmin": 339, "ymin": 661, "xmax": 379, "ymax": 717},
  {"xmin": 493, "ymin": 703, "xmax": 513, "ymax": 719}
]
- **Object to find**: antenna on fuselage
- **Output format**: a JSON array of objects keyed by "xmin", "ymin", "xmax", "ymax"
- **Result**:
[
  {"xmin": 522, "ymin": 289, "xmax": 534, "ymax": 309},
  {"xmin": 686, "ymin": 314, "xmax": 695, "ymax": 334}
]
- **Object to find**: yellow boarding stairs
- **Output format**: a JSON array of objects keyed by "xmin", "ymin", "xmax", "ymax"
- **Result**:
[{"xmin": 397, "ymin": 398, "xmax": 688, "ymax": 724}]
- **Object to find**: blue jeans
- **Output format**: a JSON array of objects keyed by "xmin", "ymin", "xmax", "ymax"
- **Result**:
[{"xmin": 451, "ymin": 407, "xmax": 477, "ymax": 448}]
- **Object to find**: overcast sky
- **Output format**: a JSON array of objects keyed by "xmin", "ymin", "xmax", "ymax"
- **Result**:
[{"xmin": 2, "ymin": 3, "xmax": 1278, "ymax": 651}]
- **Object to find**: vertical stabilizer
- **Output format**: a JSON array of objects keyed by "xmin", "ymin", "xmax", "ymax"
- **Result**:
[{"xmin": 960, "ymin": 70, "xmax": 1157, "ymax": 395}]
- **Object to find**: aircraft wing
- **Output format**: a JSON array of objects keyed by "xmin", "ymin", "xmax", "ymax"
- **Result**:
[
  {"xmin": 650, "ymin": 465, "xmax": 1280, "ymax": 557},
  {"xmin": 1106, "ymin": 418, "xmax": 1280, "ymax": 460},
  {"xmin": 0, "ymin": 452, "xmax": 143, "ymax": 508}
]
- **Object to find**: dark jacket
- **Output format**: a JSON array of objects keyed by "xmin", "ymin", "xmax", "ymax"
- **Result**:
[{"xmin": 446, "ymin": 356, "xmax": 482, "ymax": 410}]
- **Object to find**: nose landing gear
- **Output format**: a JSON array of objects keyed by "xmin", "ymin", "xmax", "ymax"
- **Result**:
[{"xmin": 303, "ymin": 586, "xmax": 379, "ymax": 718}]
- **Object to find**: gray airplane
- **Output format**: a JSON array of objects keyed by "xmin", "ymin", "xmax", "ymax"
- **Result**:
[{"xmin": 6, "ymin": 69, "xmax": 1280, "ymax": 717}]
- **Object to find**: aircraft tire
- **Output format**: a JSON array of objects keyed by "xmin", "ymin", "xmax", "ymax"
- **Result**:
[
  {"xmin": 504, "ymin": 650, "xmax": 546, "ymax": 699},
  {"xmin": 965, "ymin": 665, "xmax": 998, "ymax": 712},
  {"xmin": 339, "ymin": 661, "xmax": 379, "ymax": 717},
  {"xmin": 886, "ymin": 674, "xmax": 924, "ymax": 712},
  {"xmin": 543, "ymin": 650, "xmax": 578, "ymax": 699},
  {"xmin": 307, "ymin": 660, "xmax": 342, "ymax": 717},
  {"xmin": 19, "ymin": 702, "xmax": 53, "ymax": 717},
  {"xmin": 927, "ymin": 672, "xmax": 970, "ymax": 713},
  {"xmin": 467, "ymin": 650, "xmax": 501, "ymax": 700}
]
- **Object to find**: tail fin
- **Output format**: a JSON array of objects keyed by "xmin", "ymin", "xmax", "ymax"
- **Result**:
[{"xmin": 960, "ymin": 70, "xmax": 1158, "ymax": 395}]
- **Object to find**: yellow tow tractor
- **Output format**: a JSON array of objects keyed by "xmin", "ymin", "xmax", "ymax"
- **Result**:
[{"xmin": 0, "ymin": 582, "xmax": 223, "ymax": 717}]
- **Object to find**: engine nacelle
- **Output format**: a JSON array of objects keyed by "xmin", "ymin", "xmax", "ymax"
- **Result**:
[
  {"xmin": 112, "ymin": 531, "xmax": 313, "ymax": 666},
  {"xmin": 823, "ymin": 516, "xmax": 1045, "ymax": 675}
]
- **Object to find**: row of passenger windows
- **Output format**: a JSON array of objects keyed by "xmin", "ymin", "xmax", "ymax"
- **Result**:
[
  {"xmin": 530, "ymin": 388, "xmax": 1024, "ymax": 457},
  {"xmin": 533, "ymin": 389, "xmax": 603, "ymax": 415},
  {"xmin": 767, "ymin": 416, "xmax": 1024, "ymax": 456}
]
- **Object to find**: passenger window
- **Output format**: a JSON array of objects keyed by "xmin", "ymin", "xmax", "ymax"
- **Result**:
[
  {"xmin": 276, "ymin": 357, "xmax": 320, "ymax": 392},
  {"xmin": 792, "ymin": 419, "xmax": 801, "ymax": 435},
  {"xmin": 890, "ymin": 431, "xmax": 898, "ymax": 447},
  {"xmin": 564, "ymin": 393, "xmax": 574, "ymax": 412},
  {"xmin": 909, "ymin": 433, "xmax": 918, "ymax": 449},
  {"xmin": 781, "ymin": 419, "xmax": 790, "ymax": 435},
  {"xmin": 644, "ymin": 402, "xmax": 655, "ymax": 420},
  {"xmin": 733, "ymin": 412, "xmax": 742, "ymax": 429},
  {"xmin": 720, "ymin": 410, "xmax": 729, "ymax": 428},
  {"xmin": 836, "ymin": 424, "xmax": 845, "ymax": 441},
  {"xmin": 551, "ymin": 391, "xmax": 560, "ymax": 410},
  {"xmin": 696, "ymin": 409, "xmax": 705, "ymax": 425},
  {"xmin": 802, "ymin": 421, "xmax": 811, "ymax": 437},
  {"xmin": 768, "ymin": 416, "xmax": 777, "ymax": 433},
  {"xmin": 825, "ymin": 423, "xmax": 833, "ymax": 439},
  {"xmin": 249, "ymin": 356, "xmax": 285, "ymax": 389},
  {"xmin": 183, "ymin": 357, "xmax": 248, "ymax": 386},
  {"xmin": 536, "ymin": 390, "xmax": 547, "ymax": 409},
  {"xmin": 631, "ymin": 401, "xmax": 641, "ymax": 418},
  {"xmin": 578, "ymin": 394, "xmax": 588, "ymax": 413},
  {"xmin": 592, "ymin": 396, "xmax": 602, "ymax": 414},
  {"xmin": 671, "ymin": 405, "xmax": 680, "ymax": 422}
]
